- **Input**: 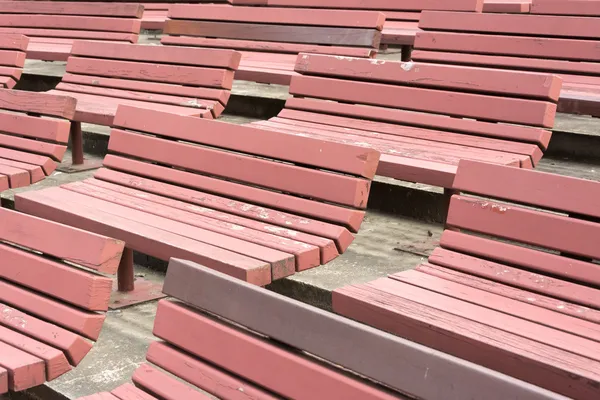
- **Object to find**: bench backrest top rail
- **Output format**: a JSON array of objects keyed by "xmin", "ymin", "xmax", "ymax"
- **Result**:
[
  {"xmin": 0, "ymin": 1, "xmax": 143, "ymax": 17},
  {"xmin": 229, "ymin": 0, "xmax": 484, "ymax": 12}
]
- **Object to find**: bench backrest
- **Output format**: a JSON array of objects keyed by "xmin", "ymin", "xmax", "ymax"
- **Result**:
[
  {"xmin": 59, "ymin": 41, "xmax": 241, "ymax": 118},
  {"xmin": 285, "ymin": 53, "xmax": 560, "ymax": 159},
  {"xmin": 413, "ymin": 4, "xmax": 600, "ymax": 86},
  {"xmin": 0, "ymin": 89, "xmax": 76, "ymax": 190},
  {"xmin": 441, "ymin": 159, "xmax": 600, "ymax": 311},
  {"xmin": 0, "ymin": 35, "xmax": 28, "ymax": 89},
  {"xmin": 0, "ymin": 1, "xmax": 143, "ymax": 43},
  {"xmin": 162, "ymin": 4, "xmax": 383, "ymax": 58},
  {"xmin": 0, "ymin": 207, "xmax": 124, "ymax": 391}
]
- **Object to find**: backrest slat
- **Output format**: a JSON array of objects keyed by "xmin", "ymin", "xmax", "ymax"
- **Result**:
[
  {"xmin": 0, "ymin": 1, "xmax": 143, "ymax": 17},
  {"xmin": 531, "ymin": 0, "xmax": 600, "ymax": 16},
  {"xmin": 0, "ymin": 15, "xmax": 140, "ymax": 33},
  {"xmin": 0, "ymin": 89, "xmax": 75, "ymax": 119},
  {"xmin": 233, "ymin": 0, "xmax": 484, "ymax": 12}
]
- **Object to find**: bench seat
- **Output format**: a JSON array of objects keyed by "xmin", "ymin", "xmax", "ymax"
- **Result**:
[
  {"xmin": 0, "ymin": 208, "xmax": 124, "ymax": 394},
  {"xmin": 252, "ymin": 53, "xmax": 561, "ymax": 188},
  {"xmin": 334, "ymin": 160, "xmax": 600, "ymax": 400},
  {"xmin": 161, "ymin": 4, "xmax": 382, "ymax": 85},
  {"xmin": 0, "ymin": 1, "xmax": 144, "ymax": 61},
  {"xmin": 413, "ymin": 4, "xmax": 600, "ymax": 117},
  {"xmin": 15, "ymin": 105, "xmax": 380, "ymax": 287}
]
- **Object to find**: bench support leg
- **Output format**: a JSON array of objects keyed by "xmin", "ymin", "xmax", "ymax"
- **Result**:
[
  {"xmin": 57, "ymin": 121, "xmax": 103, "ymax": 173},
  {"xmin": 443, "ymin": 188, "xmax": 459, "ymax": 230},
  {"xmin": 401, "ymin": 46, "xmax": 413, "ymax": 62},
  {"xmin": 109, "ymin": 248, "xmax": 167, "ymax": 309}
]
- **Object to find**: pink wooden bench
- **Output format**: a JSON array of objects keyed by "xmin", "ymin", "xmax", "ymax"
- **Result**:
[
  {"xmin": 0, "ymin": 1, "xmax": 143, "ymax": 61},
  {"xmin": 76, "ymin": 258, "xmax": 563, "ymax": 400},
  {"xmin": 0, "ymin": 34, "xmax": 28, "ymax": 89},
  {"xmin": 0, "ymin": 207, "xmax": 124, "ymax": 394},
  {"xmin": 334, "ymin": 160, "xmax": 600, "ymax": 400},
  {"xmin": 0, "ymin": 89, "xmax": 76, "ymax": 191},
  {"xmin": 14, "ymin": 105, "xmax": 380, "ymax": 293},
  {"xmin": 412, "ymin": 1, "xmax": 600, "ymax": 117},
  {"xmin": 250, "ymin": 53, "xmax": 561, "ymax": 188},
  {"xmin": 161, "ymin": 4, "xmax": 383, "ymax": 85}
]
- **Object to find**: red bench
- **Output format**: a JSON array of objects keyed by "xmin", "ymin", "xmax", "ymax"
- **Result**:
[
  {"xmin": 0, "ymin": 34, "xmax": 27, "ymax": 89},
  {"xmin": 77, "ymin": 258, "xmax": 563, "ymax": 400},
  {"xmin": 334, "ymin": 160, "xmax": 600, "ymax": 400},
  {"xmin": 161, "ymin": 4, "xmax": 383, "ymax": 85},
  {"xmin": 0, "ymin": 89, "xmax": 76, "ymax": 191},
  {"xmin": 0, "ymin": 207, "xmax": 124, "ymax": 394},
  {"xmin": 0, "ymin": 1, "xmax": 143, "ymax": 61},
  {"xmin": 47, "ymin": 40, "xmax": 240, "ymax": 168},
  {"xmin": 251, "ymin": 53, "xmax": 561, "ymax": 188},
  {"xmin": 14, "ymin": 105, "xmax": 380, "ymax": 292},
  {"xmin": 412, "ymin": 2, "xmax": 600, "ymax": 117}
]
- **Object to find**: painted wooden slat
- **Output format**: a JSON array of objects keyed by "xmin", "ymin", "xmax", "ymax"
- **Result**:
[
  {"xmin": 169, "ymin": 5, "xmax": 385, "ymax": 30},
  {"xmin": 164, "ymin": 21, "xmax": 381, "ymax": 48},
  {"xmin": 111, "ymin": 383, "xmax": 158, "ymax": 400},
  {"xmin": 15, "ymin": 188, "xmax": 273, "ymax": 286},
  {"xmin": 289, "ymin": 75, "xmax": 557, "ymax": 128},
  {"xmin": 0, "ymin": 50, "xmax": 26, "ymax": 68},
  {"xmin": 0, "ymin": 163, "xmax": 29, "ymax": 188},
  {"xmin": 0, "ymin": 158, "xmax": 44, "ymax": 183},
  {"xmin": 113, "ymin": 106, "xmax": 379, "ymax": 179},
  {"xmin": 0, "ymin": 341, "xmax": 45, "ymax": 391},
  {"xmin": 70, "ymin": 40, "xmax": 241, "ymax": 70},
  {"xmin": 0, "ymin": 112, "xmax": 69, "ymax": 143},
  {"xmin": 0, "ymin": 148, "xmax": 55, "ymax": 175},
  {"xmin": 0, "ymin": 15, "xmax": 140, "ymax": 34},
  {"xmin": 0, "ymin": 2, "xmax": 143, "ymax": 17},
  {"xmin": 146, "ymin": 342, "xmax": 279, "ymax": 400},
  {"xmin": 132, "ymin": 363, "xmax": 212, "ymax": 400},
  {"xmin": 237, "ymin": 0, "xmax": 484, "ymax": 11},
  {"xmin": 107, "ymin": 129, "xmax": 371, "ymax": 208},
  {"xmin": 0, "ymin": 279, "xmax": 106, "ymax": 341},
  {"xmin": 0, "ymin": 34, "xmax": 29, "ymax": 51},
  {"xmin": 0, "ymin": 28, "xmax": 137, "ymax": 42},
  {"xmin": 0, "ymin": 303, "xmax": 92, "ymax": 366},
  {"xmin": 0, "ymin": 208, "xmax": 124, "ymax": 274},
  {"xmin": 483, "ymin": 0, "xmax": 530, "ymax": 13},
  {"xmin": 0, "ymin": 133, "xmax": 66, "ymax": 161},
  {"xmin": 295, "ymin": 53, "xmax": 562, "ymax": 101},
  {"xmin": 0, "ymin": 88, "xmax": 75, "ymax": 119},
  {"xmin": 531, "ymin": 0, "xmax": 600, "ymax": 16}
]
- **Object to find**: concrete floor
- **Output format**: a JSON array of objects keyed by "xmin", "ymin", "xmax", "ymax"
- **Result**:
[{"xmin": 4, "ymin": 35, "xmax": 600, "ymax": 399}]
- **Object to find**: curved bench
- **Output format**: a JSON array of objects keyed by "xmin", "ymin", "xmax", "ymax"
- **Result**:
[
  {"xmin": 15, "ymin": 105, "xmax": 380, "ymax": 289},
  {"xmin": 0, "ymin": 1, "xmax": 143, "ymax": 61},
  {"xmin": 0, "ymin": 34, "xmax": 28, "ymax": 89},
  {"xmin": 413, "ymin": 2, "xmax": 600, "ymax": 117},
  {"xmin": 77, "ymin": 258, "xmax": 563, "ymax": 400},
  {"xmin": 251, "ymin": 53, "xmax": 561, "ymax": 188},
  {"xmin": 0, "ymin": 89, "xmax": 76, "ymax": 191},
  {"xmin": 334, "ymin": 160, "xmax": 600, "ymax": 400},
  {"xmin": 161, "ymin": 4, "xmax": 383, "ymax": 85},
  {"xmin": 0, "ymin": 207, "xmax": 124, "ymax": 393}
]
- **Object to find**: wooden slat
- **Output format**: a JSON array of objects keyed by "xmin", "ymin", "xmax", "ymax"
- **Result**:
[
  {"xmin": 0, "ymin": 303, "xmax": 92, "ymax": 366},
  {"xmin": 0, "ymin": 28, "xmax": 137, "ymax": 42},
  {"xmin": 0, "ymin": 325, "xmax": 70, "ymax": 381},
  {"xmin": 0, "ymin": 133, "xmax": 66, "ymax": 161},
  {"xmin": 161, "ymin": 259, "xmax": 567, "ymax": 400},
  {"xmin": 161, "ymin": 36, "xmax": 375, "ymax": 57},
  {"xmin": 15, "ymin": 188, "xmax": 273, "ymax": 286},
  {"xmin": 111, "ymin": 383, "xmax": 158, "ymax": 400},
  {"xmin": 240, "ymin": 0, "xmax": 484, "ymax": 11},
  {"xmin": 66, "ymin": 57, "xmax": 233, "ymax": 89},
  {"xmin": 146, "ymin": 342, "xmax": 279, "ymax": 400},
  {"xmin": 295, "ymin": 53, "xmax": 562, "ymax": 101},
  {"xmin": 453, "ymin": 160, "xmax": 600, "ymax": 219},
  {"xmin": 71, "ymin": 40, "xmax": 240, "ymax": 69},
  {"xmin": 0, "ymin": 208, "xmax": 124, "ymax": 274},
  {"xmin": 0, "ymin": 341, "xmax": 45, "ymax": 391},
  {"xmin": 113, "ymin": 105, "xmax": 379, "ymax": 179},
  {"xmin": 0, "ymin": 243, "xmax": 113, "ymax": 311},
  {"xmin": 0, "ymin": 112, "xmax": 69, "ymax": 143},
  {"xmin": 289, "ymin": 75, "xmax": 557, "ymax": 128},
  {"xmin": 153, "ymin": 299, "xmax": 406, "ymax": 400},
  {"xmin": 429, "ymin": 247, "xmax": 600, "ymax": 309},
  {"xmin": 0, "ymin": 148, "xmax": 55, "ymax": 176},
  {"xmin": 531, "ymin": 0, "xmax": 600, "ymax": 16},
  {"xmin": 0, "ymin": 278, "xmax": 106, "ymax": 341},
  {"xmin": 164, "ymin": 21, "xmax": 381, "ymax": 48},
  {"xmin": 108, "ymin": 129, "xmax": 371, "ymax": 208},
  {"xmin": 0, "ymin": 158, "xmax": 44, "ymax": 184},
  {"xmin": 483, "ymin": 0, "xmax": 530, "ymax": 13},
  {"xmin": 0, "ymin": 89, "xmax": 76, "ymax": 119},
  {"xmin": 132, "ymin": 363, "xmax": 212, "ymax": 400},
  {"xmin": 0, "ymin": 34, "xmax": 29, "ymax": 51},
  {"xmin": 0, "ymin": 163, "xmax": 29, "ymax": 188},
  {"xmin": 447, "ymin": 195, "xmax": 600, "ymax": 261},
  {"xmin": 0, "ymin": 1, "xmax": 143, "ymax": 17},
  {"xmin": 0, "ymin": 15, "xmax": 140, "ymax": 33},
  {"xmin": 0, "ymin": 49, "xmax": 25, "ymax": 68},
  {"xmin": 333, "ymin": 281, "xmax": 600, "ymax": 400},
  {"xmin": 168, "ymin": 5, "xmax": 385, "ymax": 30}
]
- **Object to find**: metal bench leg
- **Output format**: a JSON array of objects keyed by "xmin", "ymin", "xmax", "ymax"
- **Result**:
[
  {"xmin": 401, "ymin": 46, "xmax": 413, "ymax": 62},
  {"xmin": 118, "ymin": 247, "xmax": 135, "ymax": 292},
  {"xmin": 57, "ymin": 121, "xmax": 103, "ymax": 173}
]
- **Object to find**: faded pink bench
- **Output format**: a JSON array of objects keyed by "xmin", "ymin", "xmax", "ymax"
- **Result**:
[
  {"xmin": 77, "ymin": 258, "xmax": 562, "ymax": 400},
  {"xmin": 0, "ymin": 207, "xmax": 124, "ymax": 394},
  {"xmin": 250, "ymin": 53, "xmax": 562, "ymax": 188},
  {"xmin": 0, "ymin": 1, "xmax": 143, "ymax": 61},
  {"xmin": 413, "ymin": 1, "xmax": 600, "ymax": 117},
  {"xmin": 334, "ymin": 160, "xmax": 600, "ymax": 400},
  {"xmin": 161, "ymin": 4, "xmax": 383, "ymax": 85}
]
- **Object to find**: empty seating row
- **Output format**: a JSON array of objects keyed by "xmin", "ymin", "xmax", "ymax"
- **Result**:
[
  {"xmin": 334, "ymin": 160, "xmax": 600, "ymax": 400},
  {"xmin": 0, "ymin": 207, "xmax": 124, "ymax": 393},
  {"xmin": 14, "ymin": 105, "xmax": 380, "ymax": 287},
  {"xmin": 412, "ymin": 0, "xmax": 600, "ymax": 116},
  {"xmin": 77, "ymin": 259, "xmax": 564, "ymax": 400},
  {"xmin": 251, "ymin": 53, "xmax": 561, "ymax": 188}
]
